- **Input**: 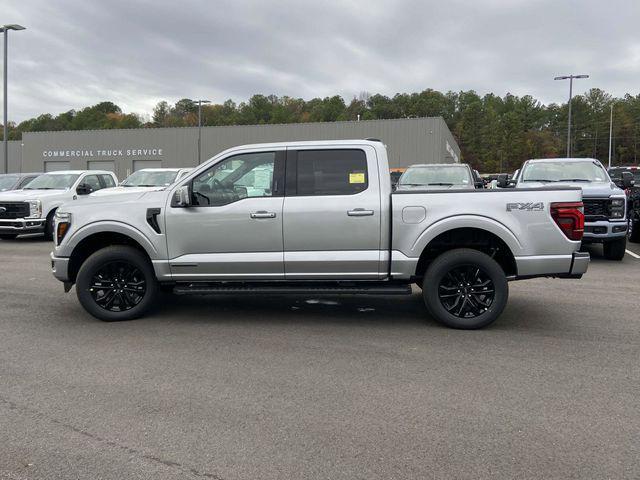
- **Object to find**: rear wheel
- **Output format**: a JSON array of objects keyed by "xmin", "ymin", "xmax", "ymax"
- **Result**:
[
  {"xmin": 0, "ymin": 234, "xmax": 17, "ymax": 240},
  {"xmin": 44, "ymin": 210, "xmax": 56, "ymax": 241},
  {"xmin": 629, "ymin": 217, "xmax": 640, "ymax": 243},
  {"xmin": 603, "ymin": 237, "xmax": 626, "ymax": 260},
  {"xmin": 76, "ymin": 246, "xmax": 158, "ymax": 321},
  {"xmin": 422, "ymin": 248, "xmax": 508, "ymax": 329}
]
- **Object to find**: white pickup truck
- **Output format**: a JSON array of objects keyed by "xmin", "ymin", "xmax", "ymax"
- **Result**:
[
  {"xmin": 0, "ymin": 170, "xmax": 117, "ymax": 240},
  {"xmin": 51, "ymin": 140, "xmax": 589, "ymax": 329}
]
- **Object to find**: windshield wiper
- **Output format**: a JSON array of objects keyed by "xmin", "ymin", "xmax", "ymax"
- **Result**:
[
  {"xmin": 427, "ymin": 182, "xmax": 454, "ymax": 186},
  {"xmin": 558, "ymin": 178, "xmax": 592, "ymax": 182},
  {"xmin": 523, "ymin": 179, "xmax": 557, "ymax": 182}
]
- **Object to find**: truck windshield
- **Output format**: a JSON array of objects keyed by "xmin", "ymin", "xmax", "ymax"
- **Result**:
[
  {"xmin": 0, "ymin": 175, "xmax": 19, "ymax": 191},
  {"xmin": 23, "ymin": 174, "xmax": 80, "ymax": 190},
  {"xmin": 399, "ymin": 165, "xmax": 472, "ymax": 187},
  {"xmin": 522, "ymin": 161, "xmax": 608, "ymax": 183},
  {"xmin": 121, "ymin": 170, "xmax": 179, "ymax": 187},
  {"xmin": 608, "ymin": 168, "xmax": 640, "ymax": 182}
]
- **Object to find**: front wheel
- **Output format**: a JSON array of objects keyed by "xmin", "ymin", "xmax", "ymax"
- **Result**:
[
  {"xmin": 422, "ymin": 248, "xmax": 508, "ymax": 329},
  {"xmin": 603, "ymin": 237, "xmax": 626, "ymax": 261},
  {"xmin": 76, "ymin": 246, "xmax": 158, "ymax": 321}
]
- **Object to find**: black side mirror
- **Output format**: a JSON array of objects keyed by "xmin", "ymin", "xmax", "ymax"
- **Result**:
[
  {"xmin": 474, "ymin": 180, "xmax": 484, "ymax": 189},
  {"xmin": 620, "ymin": 171, "xmax": 635, "ymax": 189},
  {"xmin": 76, "ymin": 183, "xmax": 92, "ymax": 195},
  {"xmin": 496, "ymin": 175, "xmax": 510, "ymax": 188}
]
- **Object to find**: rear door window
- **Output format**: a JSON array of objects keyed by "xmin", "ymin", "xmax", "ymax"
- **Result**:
[{"xmin": 294, "ymin": 149, "xmax": 368, "ymax": 196}]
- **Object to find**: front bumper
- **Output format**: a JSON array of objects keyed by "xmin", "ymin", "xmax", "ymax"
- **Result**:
[
  {"xmin": 582, "ymin": 220, "xmax": 627, "ymax": 242},
  {"xmin": 51, "ymin": 252, "xmax": 71, "ymax": 283},
  {"xmin": 0, "ymin": 218, "xmax": 46, "ymax": 234}
]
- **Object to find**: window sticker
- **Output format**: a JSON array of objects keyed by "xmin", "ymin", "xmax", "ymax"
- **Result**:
[{"xmin": 349, "ymin": 172, "xmax": 365, "ymax": 184}]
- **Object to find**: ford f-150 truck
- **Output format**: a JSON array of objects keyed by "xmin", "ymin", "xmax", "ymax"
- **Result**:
[
  {"xmin": 0, "ymin": 170, "xmax": 117, "ymax": 240},
  {"xmin": 50, "ymin": 140, "xmax": 589, "ymax": 329},
  {"xmin": 513, "ymin": 158, "xmax": 628, "ymax": 260}
]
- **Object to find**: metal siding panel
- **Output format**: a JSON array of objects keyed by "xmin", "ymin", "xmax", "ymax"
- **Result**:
[{"xmin": 20, "ymin": 117, "xmax": 458, "ymax": 174}]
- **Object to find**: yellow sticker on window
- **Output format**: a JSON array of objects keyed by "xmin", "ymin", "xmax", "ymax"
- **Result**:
[{"xmin": 349, "ymin": 172, "xmax": 365, "ymax": 184}]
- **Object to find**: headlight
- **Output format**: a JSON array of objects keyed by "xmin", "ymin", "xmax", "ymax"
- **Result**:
[
  {"xmin": 27, "ymin": 200, "xmax": 42, "ymax": 218},
  {"xmin": 610, "ymin": 197, "xmax": 625, "ymax": 219},
  {"xmin": 55, "ymin": 211, "xmax": 72, "ymax": 245}
]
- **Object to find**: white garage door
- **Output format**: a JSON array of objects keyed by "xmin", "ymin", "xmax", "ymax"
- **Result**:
[
  {"xmin": 88, "ymin": 160, "xmax": 115, "ymax": 173},
  {"xmin": 44, "ymin": 161, "xmax": 70, "ymax": 172},
  {"xmin": 133, "ymin": 160, "xmax": 162, "ymax": 171}
]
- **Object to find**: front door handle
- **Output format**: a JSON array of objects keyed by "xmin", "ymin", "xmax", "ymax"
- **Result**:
[
  {"xmin": 347, "ymin": 208, "xmax": 374, "ymax": 217},
  {"xmin": 250, "ymin": 211, "xmax": 276, "ymax": 219}
]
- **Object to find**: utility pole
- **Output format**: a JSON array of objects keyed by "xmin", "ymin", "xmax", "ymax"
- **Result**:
[
  {"xmin": 554, "ymin": 74, "xmax": 589, "ymax": 157},
  {"xmin": 196, "ymin": 99, "xmax": 211, "ymax": 164},
  {"xmin": 608, "ymin": 103, "xmax": 614, "ymax": 169},
  {"xmin": 1, "ymin": 24, "xmax": 26, "ymax": 174}
]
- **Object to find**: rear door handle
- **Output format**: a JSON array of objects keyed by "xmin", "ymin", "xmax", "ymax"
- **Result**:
[
  {"xmin": 347, "ymin": 208, "xmax": 374, "ymax": 217},
  {"xmin": 250, "ymin": 211, "xmax": 276, "ymax": 219}
]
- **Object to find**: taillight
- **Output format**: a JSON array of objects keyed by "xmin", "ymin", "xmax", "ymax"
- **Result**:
[{"xmin": 550, "ymin": 202, "xmax": 584, "ymax": 241}]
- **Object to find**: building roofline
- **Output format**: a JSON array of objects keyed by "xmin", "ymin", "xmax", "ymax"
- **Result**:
[{"xmin": 21, "ymin": 116, "xmax": 445, "ymax": 136}]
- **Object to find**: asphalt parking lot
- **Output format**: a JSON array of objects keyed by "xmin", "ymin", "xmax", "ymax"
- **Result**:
[{"xmin": 0, "ymin": 239, "xmax": 638, "ymax": 480}]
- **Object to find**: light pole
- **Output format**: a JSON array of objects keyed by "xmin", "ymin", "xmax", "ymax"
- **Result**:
[
  {"xmin": 1, "ymin": 24, "xmax": 25, "ymax": 174},
  {"xmin": 608, "ymin": 103, "xmax": 614, "ymax": 169},
  {"xmin": 196, "ymin": 99, "xmax": 210, "ymax": 164},
  {"xmin": 554, "ymin": 74, "xmax": 589, "ymax": 157}
]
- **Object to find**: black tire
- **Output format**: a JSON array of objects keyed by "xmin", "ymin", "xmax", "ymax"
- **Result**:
[
  {"xmin": 629, "ymin": 218, "xmax": 640, "ymax": 243},
  {"xmin": 44, "ymin": 210, "xmax": 56, "ymax": 241},
  {"xmin": 76, "ymin": 246, "xmax": 158, "ymax": 321},
  {"xmin": 422, "ymin": 248, "xmax": 508, "ymax": 329},
  {"xmin": 0, "ymin": 234, "xmax": 18, "ymax": 240},
  {"xmin": 603, "ymin": 237, "xmax": 626, "ymax": 261}
]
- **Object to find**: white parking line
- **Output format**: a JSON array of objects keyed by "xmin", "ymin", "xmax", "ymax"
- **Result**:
[{"xmin": 626, "ymin": 249, "xmax": 640, "ymax": 259}]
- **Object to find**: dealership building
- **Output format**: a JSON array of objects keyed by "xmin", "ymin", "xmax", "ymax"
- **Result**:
[{"xmin": 1, "ymin": 117, "xmax": 460, "ymax": 179}]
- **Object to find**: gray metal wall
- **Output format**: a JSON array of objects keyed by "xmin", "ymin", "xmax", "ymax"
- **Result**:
[
  {"xmin": 17, "ymin": 117, "xmax": 460, "ymax": 179},
  {"xmin": 1, "ymin": 140, "xmax": 23, "ymax": 174}
]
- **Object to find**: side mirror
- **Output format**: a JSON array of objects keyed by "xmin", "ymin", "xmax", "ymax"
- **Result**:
[
  {"xmin": 76, "ymin": 183, "xmax": 92, "ymax": 195},
  {"xmin": 496, "ymin": 175, "xmax": 510, "ymax": 188},
  {"xmin": 621, "ymin": 171, "xmax": 635, "ymax": 189},
  {"xmin": 474, "ymin": 180, "xmax": 484, "ymax": 189},
  {"xmin": 171, "ymin": 185, "xmax": 191, "ymax": 207}
]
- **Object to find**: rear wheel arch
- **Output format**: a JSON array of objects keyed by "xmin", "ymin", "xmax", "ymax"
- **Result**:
[{"xmin": 415, "ymin": 227, "xmax": 518, "ymax": 280}]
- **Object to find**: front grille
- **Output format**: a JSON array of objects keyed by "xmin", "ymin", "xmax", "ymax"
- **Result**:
[
  {"xmin": 0, "ymin": 202, "xmax": 29, "ymax": 219},
  {"xmin": 583, "ymin": 198, "xmax": 610, "ymax": 221}
]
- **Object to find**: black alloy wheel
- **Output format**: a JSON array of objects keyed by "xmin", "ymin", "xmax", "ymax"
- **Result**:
[
  {"xmin": 76, "ymin": 245, "xmax": 158, "ymax": 321},
  {"xmin": 89, "ymin": 261, "xmax": 147, "ymax": 312},
  {"xmin": 437, "ymin": 265, "xmax": 495, "ymax": 318},
  {"xmin": 422, "ymin": 248, "xmax": 508, "ymax": 329}
]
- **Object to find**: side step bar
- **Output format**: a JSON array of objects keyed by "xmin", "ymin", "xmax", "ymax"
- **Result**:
[{"xmin": 173, "ymin": 282, "xmax": 412, "ymax": 296}]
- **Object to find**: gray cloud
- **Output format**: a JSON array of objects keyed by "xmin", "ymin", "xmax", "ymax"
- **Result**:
[{"xmin": 3, "ymin": 0, "xmax": 640, "ymax": 122}]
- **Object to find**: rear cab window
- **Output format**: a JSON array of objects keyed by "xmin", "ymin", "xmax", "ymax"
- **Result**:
[{"xmin": 291, "ymin": 149, "xmax": 368, "ymax": 196}]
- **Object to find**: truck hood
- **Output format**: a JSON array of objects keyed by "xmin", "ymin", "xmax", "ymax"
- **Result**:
[
  {"xmin": 395, "ymin": 184, "xmax": 473, "ymax": 191},
  {"xmin": 519, "ymin": 181, "xmax": 624, "ymax": 198},
  {"xmin": 90, "ymin": 186, "xmax": 166, "ymax": 197},
  {"xmin": 0, "ymin": 189, "xmax": 69, "ymax": 201},
  {"xmin": 60, "ymin": 190, "xmax": 168, "ymax": 211}
]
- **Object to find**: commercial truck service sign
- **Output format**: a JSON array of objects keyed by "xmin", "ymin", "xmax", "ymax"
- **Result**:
[{"xmin": 42, "ymin": 148, "xmax": 164, "ymax": 158}]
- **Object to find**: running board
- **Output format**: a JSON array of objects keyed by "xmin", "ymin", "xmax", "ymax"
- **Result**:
[{"xmin": 172, "ymin": 282, "xmax": 412, "ymax": 296}]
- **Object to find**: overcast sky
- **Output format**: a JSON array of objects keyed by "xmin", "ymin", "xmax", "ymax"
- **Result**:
[{"xmin": 3, "ymin": 0, "xmax": 640, "ymax": 122}]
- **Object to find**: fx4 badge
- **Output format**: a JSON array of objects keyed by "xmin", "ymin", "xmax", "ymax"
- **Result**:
[{"xmin": 506, "ymin": 202, "xmax": 544, "ymax": 212}]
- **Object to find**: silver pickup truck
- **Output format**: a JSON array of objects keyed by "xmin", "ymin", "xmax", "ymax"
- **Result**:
[{"xmin": 51, "ymin": 140, "xmax": 589, "ymax": 329}]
